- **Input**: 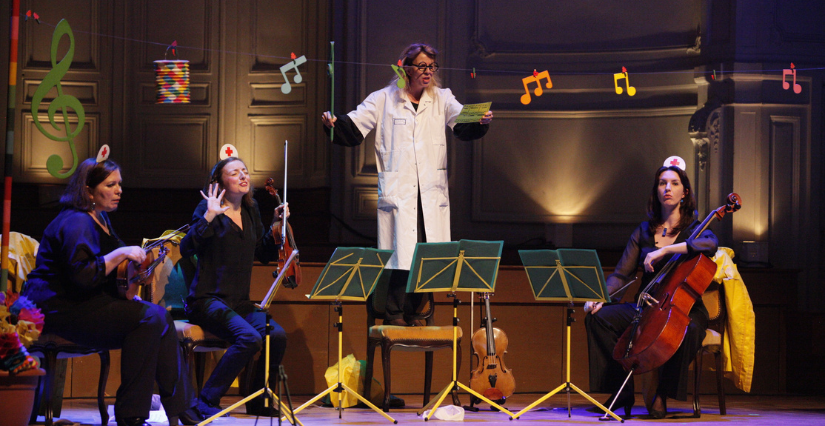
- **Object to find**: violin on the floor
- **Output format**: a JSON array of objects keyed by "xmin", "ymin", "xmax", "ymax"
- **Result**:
[{"xmin": 470, "ymin": 293, "xmax": 516, "ymax": 402}]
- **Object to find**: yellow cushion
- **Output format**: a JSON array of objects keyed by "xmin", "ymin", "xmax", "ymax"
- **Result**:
[{"xmin": 369, "ymin": 325, "xmax": 462, "ymax": 342}]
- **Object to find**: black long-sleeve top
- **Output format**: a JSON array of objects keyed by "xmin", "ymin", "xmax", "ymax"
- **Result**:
[
  {"xmin": 180, "ymin": 199, "xmax": 276, "ymax": 316},
  {"xmin": 607, "ymin": 220, "xmax": 719, "ymax": 302},
  {"xmin": 23, "ymin": 208, "xmax": 124, "ymax": 315},
  {"xmin": 325, "ymin": 113, "xmax": 489, "ymax": 147}
]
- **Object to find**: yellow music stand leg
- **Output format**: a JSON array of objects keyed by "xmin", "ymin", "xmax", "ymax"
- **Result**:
[
  {"xmin": 198, "ymin": 323, "xmax": 302, "ymax": 425},
  {"xmin": 416, "ymin": 297, "xmax": 515, "ymax": 420},
  {"xmin": 285, "ymin": 302, "xmax": 397, "ymax": 424},
  {"xmin": 510, "ymin": 306, "xmax": 623, "ymax": 422}
]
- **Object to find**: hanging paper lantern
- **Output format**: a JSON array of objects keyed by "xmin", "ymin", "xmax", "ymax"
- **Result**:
[{"xmin": 154, "ymin": 60, "xmax": 190, "ymax": 104}]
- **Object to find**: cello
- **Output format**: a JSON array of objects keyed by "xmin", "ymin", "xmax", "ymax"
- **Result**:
[
  {"xmin": 264, "ymin": 178, "xmax": 302, "ymax": 289},
  {"xmin": 117, "ymin": 224, "xmax": 190, "ymax": 300},
  {"xmin": 613, "ymin": 193, "xmax": 742, "ymax": 375},
  {"xmin": 469, "ymin": 293, "xmax": 515, "ymax": 403}
]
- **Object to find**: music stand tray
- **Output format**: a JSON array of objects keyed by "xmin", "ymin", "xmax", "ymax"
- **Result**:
[
  {"xmin": 510, "ymin": 249, "xmax": 623, "ymax": 422},
  {"xmin": 405, "ymin": 240, "xmax": 516, "ymax": 420},
  {"xmin": 287, "ymin": 247, "xmax": 397, "ymax": 424}
]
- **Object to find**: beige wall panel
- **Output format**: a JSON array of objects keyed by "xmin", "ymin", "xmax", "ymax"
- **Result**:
[
  {"xmin": 473, "ymin": 110, "xmax": 695, "ymax": 224},
  {"xmin": 19, "ymin": 113, "xmax": 97, "ymax": 181},
  {"xmin": 67, "ymin": 350, "xmax": 121, "ymax": 398},
  {"xmin": 24, "ymin": 0, "xmax": 101, "ymax": 70},
  {"xmin": 352, "ymin": 187, "xmax": 378, "ymax": 220},
  {"xmin": 23, "ymin": 81, "xmax": 99, "ymax": 106},
  {"xmin": 249, "ymin": 83, "xmax": 307, "ymax": 107},
  {"xmin": 475, "ymin": 0, "xmax": 701, "ymax": 53},
  {"xmin": 135, "ymin": 116, "xmax": 209, "ymax": 177},
  {"xmin": 138, "ymin": 1, "xmax": 212, "ymax": 71},
  {"xmin": 248, "ymin": 116, "xmax": 306, "ymax": 177},
  {"xmin": 769, "ymin": 115, "xmax": 803, "ymax": 270},
  {"xmin": 250, "ymin": 1, "xmax": 306, "ymax": 73}
]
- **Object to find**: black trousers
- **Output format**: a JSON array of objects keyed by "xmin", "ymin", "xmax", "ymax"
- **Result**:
[
  {"xmin": 384, "ymin": 192, "xmax": 426, "ymax": 321},
  {"xmin": 45, "ymin": 294, "xmax": 193, "ymax": 420},
  {"xmin": 585, "ymin": 302, "xmax": 708, "ymax": 401}
]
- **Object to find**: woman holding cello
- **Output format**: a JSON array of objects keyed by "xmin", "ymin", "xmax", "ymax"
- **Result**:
[
  {"xmin": 181, "ymin": 157, "xmax": 289, "ymax": 417},
  {"xmin": 22, "ymin": 157, "xmax": 201, "ymax": 426},
  {"xmin": 583, "ymin": 160, "xmax": 717, "ymax": 418}
]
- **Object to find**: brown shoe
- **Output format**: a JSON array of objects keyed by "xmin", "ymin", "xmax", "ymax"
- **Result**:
[{"xmin": 383, "ymin": 318, "xmax": 408, "ymax": 326}]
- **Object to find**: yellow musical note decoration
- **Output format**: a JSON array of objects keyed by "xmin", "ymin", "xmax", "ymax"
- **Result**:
[
  {"xmin": 520, "ymin": 70, "xmax": 553, "ymax": 105},
  {"xmin": 31, "ymin": 19, "xmax": 85, "ymax": 179},
  {"xmin": 613, "ymin": 67, "xmax": 636, "ymax": 96}
]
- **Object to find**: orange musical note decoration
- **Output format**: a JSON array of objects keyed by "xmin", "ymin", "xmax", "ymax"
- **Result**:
[
  {"xmin": 279, "ymin": 54, "xmax": 307, "ymax": 94},
  {"xmin": 613, "ymin": 67, "xmax": 636, "ymax": 96},
  {"xmin": 782, "ymin": 63, "xmax": 802, "ymax": 94},
  {"xmin": 520, "ymin": 70, "xmax": 553, "ymax": 105}
]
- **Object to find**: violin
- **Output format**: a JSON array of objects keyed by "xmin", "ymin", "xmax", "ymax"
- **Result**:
[
  {"xmin": 613, "ymin": 193, "xmax": 742, "ymax": 374},
  {"xmin": 116, "ymin": 224, "xmax": 189, "ymax": 300},
  {"xmin": 470, "ymin": 293, "xmax": 515, "ymax": 402},
  {"xmin": 264, "ymin": 177, "xmax": 302, "ymax": 289}
]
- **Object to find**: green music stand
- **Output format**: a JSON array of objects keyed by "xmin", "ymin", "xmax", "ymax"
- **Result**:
[
  {"xmin": 406, "ymin": 240, "xmax": 515, "ymax": 420},
  {"xmin": 287, "ymin": 247, "xmax": 397, "ymax": 424},
  {"xmin": 510, "ymin": 249, "xmax": 623, "ymax": 422}
]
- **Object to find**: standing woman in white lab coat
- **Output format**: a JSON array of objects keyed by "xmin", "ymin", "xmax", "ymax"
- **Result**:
[{"xmin": 321, "ymin": 43, "xmax": 493, "ymax": 325}]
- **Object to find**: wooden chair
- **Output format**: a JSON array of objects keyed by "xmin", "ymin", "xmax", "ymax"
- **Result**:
[
  {"xmin": 27, "ymin": 337, "xmax": 110, "ymax": 426},
  {"xmin": 363, "ymin": 273, "xmax": 461, "ymax": 412},
  {"xmin": 692, "ymin": 279, "xmax": 727, "ymax": 416}
]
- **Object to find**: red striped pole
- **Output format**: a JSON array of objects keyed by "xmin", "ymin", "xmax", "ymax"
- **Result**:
[{"xmin": 2, "ymin": 0, "xmax": 21, "ymax": 292}]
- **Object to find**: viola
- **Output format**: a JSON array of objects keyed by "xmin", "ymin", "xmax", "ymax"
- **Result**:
[
  {"xmin": 613, "ymin": 193, "xmax": 742, "ymax": 374},
  {"xmin": 116, "ymin": 224, "xmax": 189, "ymax": 300},
  {"xmin": 265, "ymin": 177, "xmax": 302, "ymax": 289},
  {"xmin": 469, "ymin": 293, "xmax": 515, "ymax": 402}
]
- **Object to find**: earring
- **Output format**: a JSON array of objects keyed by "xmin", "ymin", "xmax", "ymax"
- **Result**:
[{"xmin": 680, "ymin": 199, "xmax": 684, "ymax": 204}]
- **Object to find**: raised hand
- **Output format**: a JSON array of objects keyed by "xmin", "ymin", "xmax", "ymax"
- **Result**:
[
  {"xmin": 480, "ymin": 111, "xmax": 493, "ymax": 125},
  {"xmin": 200, "ymin": 183, "xmax": 229, "ymax": 222}
]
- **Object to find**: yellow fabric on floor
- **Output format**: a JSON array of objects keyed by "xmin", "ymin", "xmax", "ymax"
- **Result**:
[{"xmin": 711, "ymin": 247, "xmax": 755, "ymax": 392}]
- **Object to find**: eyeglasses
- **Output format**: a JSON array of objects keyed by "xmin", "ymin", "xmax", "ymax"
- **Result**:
[{"xmin": 413, "ymin": 62, "xmax": 439, "ymax": 73}]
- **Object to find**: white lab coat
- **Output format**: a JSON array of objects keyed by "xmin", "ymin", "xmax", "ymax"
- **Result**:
[{"xmin": 348, "ymin": 85, "xmax": 464, "ymax": 270}]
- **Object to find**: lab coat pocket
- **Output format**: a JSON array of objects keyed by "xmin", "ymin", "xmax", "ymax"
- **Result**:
[
  {"xmin": 377, "ymin": 171, "xmax": 399, "ymax": 211},
  {"xmin": 379, "ymin": 149, "xmax": 401, "ymax": 173}
]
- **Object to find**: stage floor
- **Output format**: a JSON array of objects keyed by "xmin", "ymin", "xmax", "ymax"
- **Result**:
[{"xmin": 41, "ymin": 393, "xmax": 825, "ymax": 425}]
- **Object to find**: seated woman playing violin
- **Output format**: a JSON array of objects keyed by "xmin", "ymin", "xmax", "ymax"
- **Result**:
[
  {"xmin": 22, "ymin": 158, "xmax": 201, "ymax": 426},
  {"xmin": 181, "ymin": 157, "xmax": 288, "ymax": 417},
  {"xmin": 583, "ymin": 164, "xmax": 717, "ymax": 418}
]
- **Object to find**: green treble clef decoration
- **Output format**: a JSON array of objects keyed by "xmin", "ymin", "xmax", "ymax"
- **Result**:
[{"xmin": 31, "ymin": 19, "xmax": 85, "ymax": 179}]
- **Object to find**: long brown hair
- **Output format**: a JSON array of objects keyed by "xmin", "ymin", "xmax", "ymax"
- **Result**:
[
  {"xmin": 60, "ymin": 158, "xmax": 121, "ymax": 211},
  {"xmin": 646, "ymin": 166, "xmax": 696, "ymax": 232},
  {"xmin": 206, "ymin": 157, "xmax": 254, "ymax": 208}
]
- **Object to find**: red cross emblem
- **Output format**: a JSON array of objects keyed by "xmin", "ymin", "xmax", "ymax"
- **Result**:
[
  {"xmin": 225, "ymin": 146, "xmax": 233, "ymax": 157},
  {"xmin": 670, "ymin": 158, "xmax": 680, "ymax": 166}
]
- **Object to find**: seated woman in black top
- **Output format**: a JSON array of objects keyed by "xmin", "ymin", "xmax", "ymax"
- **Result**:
[
  {"xmin": 583, "ymin": 165, "xmax": 717, "ymax": 418},
  {"xmin": 181, "ymin": 157, "xmax": 287, "ymax": 417},
  {"xmin": 22, "ymin": 158, "xmax": 200, "ymax": 426}
]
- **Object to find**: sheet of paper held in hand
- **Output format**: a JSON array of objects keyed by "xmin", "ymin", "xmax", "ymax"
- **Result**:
[{"xmin": 454, "ymin": 102, "xmax": 492, "ymax": 123}]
